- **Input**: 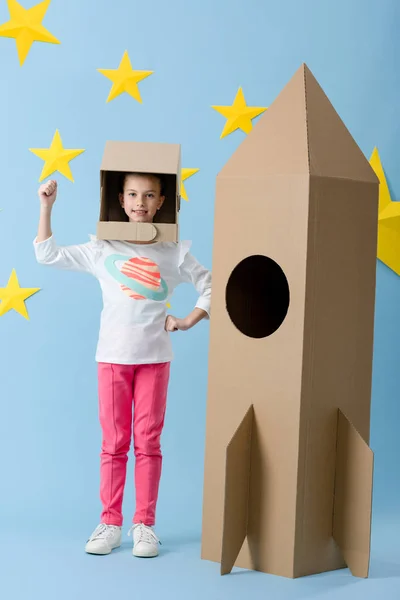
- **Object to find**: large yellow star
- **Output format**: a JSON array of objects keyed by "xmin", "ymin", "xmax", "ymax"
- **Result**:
[
  {"xmin": 370, "ymin": 147, "xmax": 400, "ymax": 275},
  {"xmin": 181, "ymin": 168, "xmax": 199, "ymax": 201},
  {"xmin": 212, "ymin": 87, "xmax": 267, "ymax": 139},
  {"xmin": 98, "ymin": 51, "xmax": 153, "ymax": 103},
  {"xmin": 0, "ymin": 269, "xmax": 40, "ymax": 320},
  {"xmin": 0, "ymin": 0, "xmax": 60, "ymax": 66},
  {"xmin": 29, "ymin": 130, "xmax": 85, "ymax": 182}
]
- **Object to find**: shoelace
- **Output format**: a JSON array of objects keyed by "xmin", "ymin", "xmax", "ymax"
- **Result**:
[
  {"xmin": 89, "ymin": 524, "xmax": 119, "ymax": 542},
  {"xmin": 128, "ymin": 523, "xmax": 161, "ymax": 546}
]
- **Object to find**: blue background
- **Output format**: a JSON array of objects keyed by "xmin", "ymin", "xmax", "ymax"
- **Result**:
[{"xmin": 0, "ymin": 0, "xmax": 400, "ymax": 598}]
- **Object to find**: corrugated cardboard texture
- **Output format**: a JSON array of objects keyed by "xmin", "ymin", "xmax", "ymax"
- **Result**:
[
  {"xmin": 97, "ymin": 222, "xmax": 157, "ymax": 242},
  {"xmin": 201, "ymin": 63, "xmax": 378, "ymax": 578},
  {"xmin": 98, "ymin": 141, "xmax": 181, "ymax": 242},
  {"xmin": 101, "ymin": 140, "xmax": 181, "ymax": 176},
  {"xmin": 294, "ymin": 176, "xmax": 377, "ymax": 577},
  {"xmin": 202, "ymin": 174, "xmax": 310, "ymax": 578},
  {"xmin": 221, "ymin": 405, "xmax": 254, "ymax": 575},
  {"xmin": 96, "ymin": 222, "xmax": 178, "ymax": 242},
  {"xmin": 218, "ymin": 65, "xmax": 377, "ymax": 182},
  {"xmin": 332, "ymin": 409, "xmax": 374, "ymax": 578}
]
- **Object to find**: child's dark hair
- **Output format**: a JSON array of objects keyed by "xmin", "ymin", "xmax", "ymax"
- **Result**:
[{"xmin": 119, "ymin": 172, "xmax": 166, "ymax": 196}]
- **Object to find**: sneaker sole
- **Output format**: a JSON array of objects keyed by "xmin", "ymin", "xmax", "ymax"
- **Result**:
[
  {"xmin": 85, "ymin": 542, "xmax": 121, "ymax": 555},
  {"xmin": 132, "ymin": 549, "xmax": 159, "ymax": 558}
]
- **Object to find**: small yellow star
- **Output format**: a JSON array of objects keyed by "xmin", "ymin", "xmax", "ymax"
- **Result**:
[
  {"xmin": 212, "ymin": 87, "xmax": 267, "ymax": 139},
  {"xmin": 29, "ymin": 130, "xmax": 85, "ymax": 182},
  {"xmin": 0, "ymin": 0, "xmax": 60, "ymax": 66},
  {"xmin": 98, "ymin": 50, "xmax": 153, "ymax": 103},
  {"xmin": 370, "ymin": 147, "xmax": 400, "ymax": 275},
  {"xmin": 181, "ymin": 168, "xmax": 199, "ymax": 201},
  {"xmin": 0, "ymin": 269, "xmax": 40, "ymax": 320}
]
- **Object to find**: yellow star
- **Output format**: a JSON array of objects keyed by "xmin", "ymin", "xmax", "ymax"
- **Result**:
[
  {"xmin": 181, "ymin": 168, "xmax": 199, "ymax": 202},
  {"xmin": 0, "ymin": 0, "xmax": 60, "ymax": 66},
  {"xmin": 0, "ymin": 269, "xmax": 40, "ymax": 320},
  {"xmin": 212, "ymin": 87, "xmax": 267, "ymax": 139},
  {"xmin": 370, "ymin": 147, "xmax": 400, "ymax": 275},
  {"xmin": 29, "ymin": 130, "xmax": 85, "ymax": 182},
  {"xmin": 98, "ymin": 51, "xmax": 153, "ymax": 103}
]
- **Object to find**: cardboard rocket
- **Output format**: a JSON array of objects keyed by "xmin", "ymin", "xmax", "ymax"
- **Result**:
[
  {"xmin": 201, "ymin": 64, "xmax": 379, "ymax": 579},
  {"xmin": 97, "ymin": 141, "xmax": 181, "ymax": 243}
]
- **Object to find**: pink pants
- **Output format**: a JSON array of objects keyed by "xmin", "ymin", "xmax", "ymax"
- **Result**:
[{"xmin": 97, "ymin": 362, "xmax": 170, "ymax": 527}]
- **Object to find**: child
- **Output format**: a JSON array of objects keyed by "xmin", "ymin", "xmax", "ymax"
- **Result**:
[{"xmin": 34, "ymin": 174, "xmax": 212, "ymax": 558}]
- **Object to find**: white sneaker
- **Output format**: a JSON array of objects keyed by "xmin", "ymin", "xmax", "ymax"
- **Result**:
[
  {"xmin": 85, "ymin": 523, "xmax": 122, "ymax": 555},
  {"xmin": 128, "ymin": 523, "xmax": 160, "ymax": 558}
]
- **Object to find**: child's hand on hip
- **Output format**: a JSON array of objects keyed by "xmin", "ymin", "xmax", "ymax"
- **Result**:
[
  {"xmin": 165, "ymin": 315, "xmax": 189, "ymax": 332},
  {"xmin": 38, "ymin": 179, "xmax": 57, "ymax": 208}
]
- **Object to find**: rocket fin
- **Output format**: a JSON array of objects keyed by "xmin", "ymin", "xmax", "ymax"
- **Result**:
[
  {"xmin": 332, "ymin": 409, "xmax": 374, "ymax": 578},
  {"xmin": 221, "ymin": 404, "xmax": 254, "ymax": 575}
]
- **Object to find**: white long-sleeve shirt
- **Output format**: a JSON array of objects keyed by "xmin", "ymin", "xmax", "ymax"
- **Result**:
[{"xmin": 34, "ymin": 235, "xmax": 212, "ymax": 365}]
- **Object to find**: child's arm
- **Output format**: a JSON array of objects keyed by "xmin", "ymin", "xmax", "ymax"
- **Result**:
[
  {"xmin": 38, "ymin": 201, "xmax": 53, "ymax": 243},
  {"xmin": 165, "ymin": 251, "xmax": 211, "ymax": 332},
  {"xmin": 166, "ymin": 307, "xmax": 208, "ymax": 332},
  {"xmin": 34, "ymin": 180, "xmax": 99, "ymax": 275}
]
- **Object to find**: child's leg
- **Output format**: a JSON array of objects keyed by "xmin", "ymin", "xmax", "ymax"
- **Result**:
[
  {"xmin": 98, "ymin": 362, "xmax": 135, "ymax": 526},
  {"xmin": 132, "ymin": 362, "xmax": 171, "ymax": 526}
]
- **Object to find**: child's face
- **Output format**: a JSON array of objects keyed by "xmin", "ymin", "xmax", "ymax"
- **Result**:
[{"xmin": 119, "ymin": 174, "xmax": 165, "ymax": 223}]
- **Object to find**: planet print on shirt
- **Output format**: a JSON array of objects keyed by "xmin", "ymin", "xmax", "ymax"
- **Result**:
[{"xmin": 104, "ymin": 254, "xmax": 169, "ymax": 301}]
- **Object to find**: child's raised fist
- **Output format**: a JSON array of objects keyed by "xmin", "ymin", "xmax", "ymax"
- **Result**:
[{"xmin": 38, "ymin": 179, "xmax": 58, "ymax": 208}]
